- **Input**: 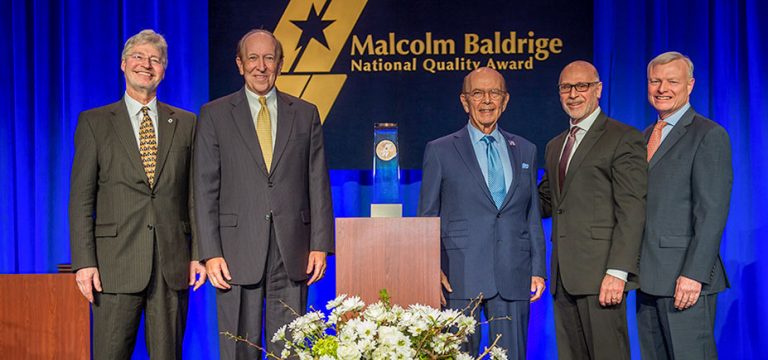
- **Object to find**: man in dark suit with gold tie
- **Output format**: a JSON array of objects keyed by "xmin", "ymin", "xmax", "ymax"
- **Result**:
[
  {"xmin": 194, "ymin": 29, "xmax": 334, "ymax": 359},
  {"xmin": 69, "ymin": 29, "xmax": 206, "ymax": 359},
  {"xmin": 538, "ymin": 61, "xmax": 647, "ymax": 359}
]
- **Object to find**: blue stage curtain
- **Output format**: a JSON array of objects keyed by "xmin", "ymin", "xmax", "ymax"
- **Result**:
[
  {"xmin": 0, "ymin": 0, "xmax": 216, "ymax": 358},
  {"xmin": 595, "ymin": 0, "xmax": 768, "ymax": 358},
  {"xmin": 2, "ymin": 0, "xmax": 766, "ymax": 359}
]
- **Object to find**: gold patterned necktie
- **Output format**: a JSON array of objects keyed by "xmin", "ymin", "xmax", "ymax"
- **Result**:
[
  {"xmin": 647, "ymin": 120, "xmax": 668, "ymax": 162},
  {"xmin": 256, "ymin": 96, "xmax": 273, "ymax": 172},
  {"xmin": 139, "ymin": 106, "xmax": 158, "ymax": 187}
]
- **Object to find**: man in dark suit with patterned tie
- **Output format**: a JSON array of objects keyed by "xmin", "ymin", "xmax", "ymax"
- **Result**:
[
  {"xmin": 194, "ymin": 29, "xmax": 334, "ymax": 359},
  {"xmin": 637, "ymin": 51, "xmax": 732, "ymax": 360},
  {"xmin": 538, "ymin": 61, "xmax": 647, "ymax": 359},
  {"xmin": 69, "ymin": 29, "xmax": 206, "ymax": 359},
  {"xmin": 419, "ymin": 67, "xmax": 547, "ymax": 359}
]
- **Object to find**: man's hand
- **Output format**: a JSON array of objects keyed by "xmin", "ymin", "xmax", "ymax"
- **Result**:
[
  {"xmin": 530, "ymin": 276, "xmax": 546, "ymax": 303},
  {"xmin": 188, "ymin": 261, "xmax": 207, "ymax": 291},
  {"xmin": 598, "ymin": 274, "xmax": 626, "ymax": 307},
  {"xmin": 306, "ymin": 251, "xmax": 327, "ymax": 285},
  {"xmin": 674, "ymin": 275, "xmax": 702, "ymax": 310},
  {"xmin": 204, "ymin": 257, "xmax": 232, "ymax": 290},
  {"xmin": 440, "ymin": 270, "xmax": 453, "ymax": 306},
  {"xmin": 75, "ymin": 267, "xmax": 102, "ymax": 303}
]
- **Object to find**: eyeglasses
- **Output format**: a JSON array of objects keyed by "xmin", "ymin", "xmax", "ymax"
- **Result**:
[
  {"xmin": 463, "ymin": 89, "xmax": 507, "ymax": 101},
  {"xmin": 558, "ymin": 81, "xmax": 600, "ymax": 93},
  {"xmin": 129, "ymin": 52, "xmax": 163, "ymax": 66}
]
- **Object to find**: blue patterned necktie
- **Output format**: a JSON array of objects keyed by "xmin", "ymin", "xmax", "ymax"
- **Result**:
[{"xmin": 481, "ymin": 135, "xmax": 506, "ymax": 208}]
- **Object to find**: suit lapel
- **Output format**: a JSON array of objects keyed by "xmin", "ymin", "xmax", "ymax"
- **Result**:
[
  {"xmin": 499, "ymin": 130, "xmax": 520, "ymax": 209},
  {"xmin": 270, "ymin": 91, "xmax": 296, "ymax": 175},
  {"xmin": 560, "ymin": 112, "xmax": 607, "ymax": 198},
  {"xmin": 109, "ymin": 100, "xmax": 148, "ymax": 187},
  {"xmin": 648, "ymin": 108, "xmax": 694, "ymax": 169},
  {"xmin": 152, "ymin": 102, "xmax": 177, "ymax": 186},
  {"xmin": 230, "ymin": 89, "xmax": 269, "ymax": 176},
  {"xmin": 453, "ymin": 127, "xmax": 495, "ymax": 206},
  {"xmin": 549, "ymin": 131, "xmax": 567, "ymax": 201}
]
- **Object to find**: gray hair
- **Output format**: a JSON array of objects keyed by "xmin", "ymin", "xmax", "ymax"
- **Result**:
[
  {"xmin": 236, "ymin": 29, "xmax": 284, "ymax": 64},
  {"xmin": 121, "ymin": 29, "xmax": 168, "ymax": 67},
  {"xmin": 647, "ymin": 51, "xmax": 694, "ymax": 79}
]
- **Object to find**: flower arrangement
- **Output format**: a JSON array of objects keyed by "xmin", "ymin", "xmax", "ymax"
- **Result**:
[{"xmin": 252, "ymin": 290, "xmax": 508, "ymax": 360}]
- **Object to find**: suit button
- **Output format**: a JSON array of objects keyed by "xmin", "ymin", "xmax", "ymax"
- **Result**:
[
  {"xmin": 496, "ymin": 213, "xmax": 501, "ymax": 218},
  {"xmin": 268, "ymin": 182, "xmax": 274, "ymax": 188},
  {"xmin": 150, "ymin": 193, "xmax": 156, "ymax": 199},
  {"xmin": 147, "ymin": 224, "xmax": 154, "ymax": 231},
  {"xmin": 265, "ymin": 213, "xmax": 272, "ymax": 221},
  {"xmin": 556, "ymin": 209, "xmax": 564, "ymax": 214}
]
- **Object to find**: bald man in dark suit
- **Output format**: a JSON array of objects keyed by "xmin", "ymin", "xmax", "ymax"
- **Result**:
[{"xmin": 194, "ymin": 29, "xmax": 334, "ymax": 359}]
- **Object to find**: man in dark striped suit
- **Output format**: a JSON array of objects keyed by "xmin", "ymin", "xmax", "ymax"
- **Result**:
[{"xmin": 69, "ymin": 29, "xmax": 206, "ymax": 359}]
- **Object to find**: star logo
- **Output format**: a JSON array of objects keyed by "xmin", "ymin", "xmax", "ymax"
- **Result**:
[
  {"xmin": 290, "ymin": 4, "xmax": 335, "ymax": 52},
  {"xmin": 274, "ymin": 0, "xmax": 367, "ymax": 124}
]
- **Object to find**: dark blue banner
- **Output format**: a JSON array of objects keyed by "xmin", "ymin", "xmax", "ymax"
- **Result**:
[{"xmin": 210, "ymin": 0, "xmax": 593, "ymax": 168}]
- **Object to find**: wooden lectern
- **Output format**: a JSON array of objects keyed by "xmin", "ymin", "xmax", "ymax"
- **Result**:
[
  {"xmin": 0, "ymin": 274, "xmax": 90, "ymax": 359},
  {"xmin": 336, "ymin": 217, "xmax": 441, "ymax": 308}
]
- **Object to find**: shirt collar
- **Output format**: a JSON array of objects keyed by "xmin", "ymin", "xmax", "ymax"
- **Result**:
[
  {"xmin": 124, "ymin": 92, "xmax": 158, "ymax": 116},
  {"xmin": 658, "ymin": 103, "xmax": 690, "ymax": 127},
  {"xmin": 571, "ymin": 106, "xmax": 601, "ymax": 132},
  {"xmin": 244, "ymin": 86, "xmax": 277, "ymax": 104},
  {"xmin": 467, "ymin": 121, "xmax": 504, "ymax": 145}
]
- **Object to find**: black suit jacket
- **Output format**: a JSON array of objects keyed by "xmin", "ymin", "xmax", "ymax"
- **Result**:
[
  {"xmin": 194, "ymin": 88, "xmax": 334, "ymax": 285},
  {"xmin": 69, "ymin": 99, "xmax": 197, "ymax": 293},
  {"xmin": 539, "ymin": 111, "xmax": 647, "ymax": 295}
]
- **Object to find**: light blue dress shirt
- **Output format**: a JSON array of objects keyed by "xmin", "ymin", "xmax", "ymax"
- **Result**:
[
  {"xmin": 659, "ymin": 103, "xmax": 691, "ymax": 142},
  {"xmin": 467, "ymin": 123, "xmax": 513, "ymax": 192}
]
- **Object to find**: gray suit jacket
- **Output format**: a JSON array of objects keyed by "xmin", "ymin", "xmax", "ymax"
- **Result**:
[
  {"xmin": 69, "ymin": 99, "xmax": 197, "ymax": 293},
  {"xmin": 539, "ymin": 111, "xmax": 647, "ymax": 296},
  {"xmin": 639, "ymin": 107, "xmax": 732, "ymax": 296},
  {"xmin": 194, "ymin": 88, "xmax": 334, "ymax": 285},
  {"xmin": 419, "ymin": 126, "xmax": 547, "ymax": 301}
]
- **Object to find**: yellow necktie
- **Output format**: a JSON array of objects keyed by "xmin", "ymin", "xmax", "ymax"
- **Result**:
[
  {"xmin": 139, "ymin": 106, "xmax": 157, "ymax": 187},
  {"xmin": 256, "ymin": 96, "xmax": 273, "ymax": 172}
]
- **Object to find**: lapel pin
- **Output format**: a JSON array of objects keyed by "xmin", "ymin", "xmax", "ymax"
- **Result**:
[
  {"xmin": 509, "ymin": 139, "xmax": 516, "ymax": 146},
  {"xmin": 168, "ymin": 118, "xmax": 174, "ymax": 124},
  {"xmin": 522, "ymin": 163, "xmax": 530, "ymax": 169}
]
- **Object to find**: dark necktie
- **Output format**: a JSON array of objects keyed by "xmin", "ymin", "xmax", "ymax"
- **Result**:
[
  {"xmin": 558, "ymin": 126, "xmax": 580, "ymax": 192},
  {"xmin": 139, "ymin": 106, "xmax": 157, "ymax": 187},
  {"xmin": 481, "ymin": 135, "xmax": 506, "ymax": 209}
]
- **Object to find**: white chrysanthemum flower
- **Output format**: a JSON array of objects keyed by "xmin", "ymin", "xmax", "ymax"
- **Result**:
[
  {"xmin": 319, "ymin": 356, "xmax": 336, "ymax": 360},
  {"xmin": 280, "ymin": 348, "xmax": 291, "ymax": 358},
  {"xmin": 489, "ymin": 346, "xmax": 509, "ymax": 360},
  {"xmin": 363, "ymin": 302, "xmax": 388, "ymax": 323},
  {"xmin": 456, "ymin": 353, "xmax": 474, "ymax": 360},
  {"xmin": 327, "ymin": 294, "xmax": 348, "ymax": 310},
  {"xmin": 271, "ymin": 325, "xmax": 287, "ymax": 343},
  {"xmin": 337, "ymin": 343, "xmax": 363, "ymax": 360}
]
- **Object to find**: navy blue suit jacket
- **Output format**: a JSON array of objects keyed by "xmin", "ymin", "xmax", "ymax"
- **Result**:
[{"xmin": 419, "ymin": 125, "xmax": 547, "ymax": 301}]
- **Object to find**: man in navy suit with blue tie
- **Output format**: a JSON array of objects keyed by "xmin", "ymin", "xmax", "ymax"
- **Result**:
[{"xmin": 419, "ymin": 67, "xmax": 547, "ymax": 359}]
